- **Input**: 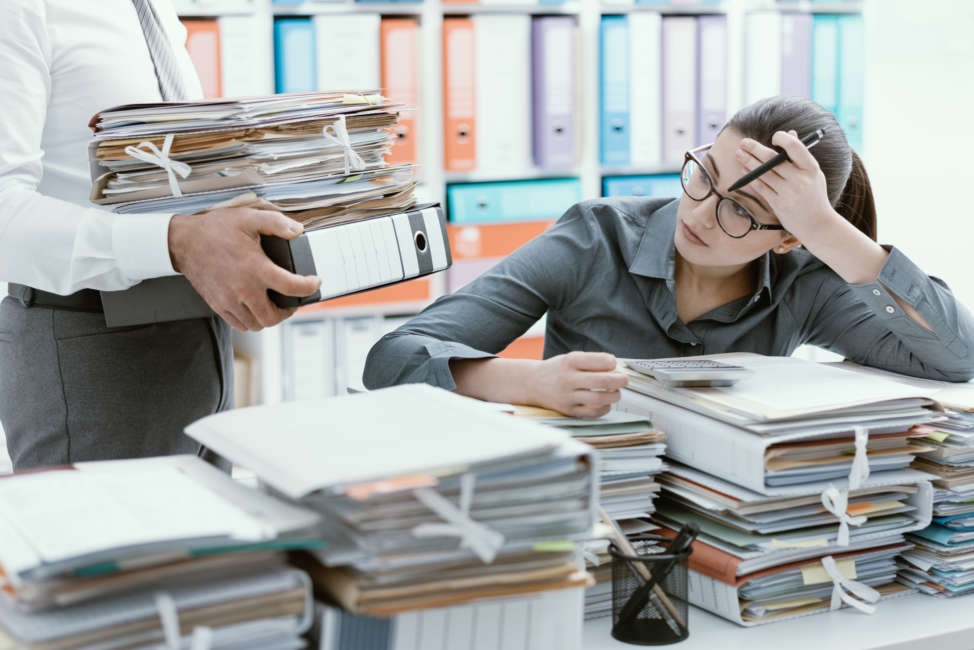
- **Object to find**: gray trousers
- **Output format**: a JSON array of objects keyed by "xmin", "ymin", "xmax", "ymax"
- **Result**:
[{"xmin": 0, "ymin": 296, "xmax": 233, "ymax": 471}]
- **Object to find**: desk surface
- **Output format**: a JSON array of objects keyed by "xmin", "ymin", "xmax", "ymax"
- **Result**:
[{"xmin": 582, "ymin": 592, "xmax": 974, "ymax": 650}]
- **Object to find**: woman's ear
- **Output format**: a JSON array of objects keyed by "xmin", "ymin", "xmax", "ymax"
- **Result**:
[{"xmin": 773, "ymin": 234, "xmax": 802, "ymax": 255}]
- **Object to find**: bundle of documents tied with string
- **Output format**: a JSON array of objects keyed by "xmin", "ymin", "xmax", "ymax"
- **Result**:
[
  {"xmin": 184, "ymin": 384, "xmax": 596, "ymax": 649},
  {"xmin": 0, "ymin": 455, "xmax": 323, "ymax": 649},
  {"xmin": 87, "ymin": 91, "xmax": 449, "ymax": 326},
  {"xmin": 830, "ymin": 365, "xmax": 974, "ymax": 596},
  {"xmin": 509, "ymin": 406, "xmax": 667, "ymax": 619},
  {"xmin": 616, "ymin": 353, "xmax": 952, "ymax": 626}
]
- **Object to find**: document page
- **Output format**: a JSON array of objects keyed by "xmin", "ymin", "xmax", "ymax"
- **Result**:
[{"xmin": 0, "ymin": 466, "xmax": 268, "ymax": 569}]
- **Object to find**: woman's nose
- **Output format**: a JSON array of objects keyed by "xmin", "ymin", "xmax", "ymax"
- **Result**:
[{"xmin": 688, "ymin": 194, "xmax": 718, "ymax": 229}]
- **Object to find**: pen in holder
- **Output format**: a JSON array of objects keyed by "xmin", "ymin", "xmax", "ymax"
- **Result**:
[{"xmin": 608, "ymin": 529, "xmax": 695, "ymax": 646}]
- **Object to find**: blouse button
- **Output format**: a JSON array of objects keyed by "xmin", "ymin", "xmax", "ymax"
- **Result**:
[
  {"xmin": 885, "ymin": 305, "xmax": 895, "ymax": 314},
  {"xmin": 872, "ymin": 289, "xmax": 881, "ymax": 296}
]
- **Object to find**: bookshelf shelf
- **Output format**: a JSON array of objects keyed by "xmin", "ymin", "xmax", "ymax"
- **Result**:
[
  {"xmin": 174, "ymin": 7, "xmax": 258, "ymax": 15},
  {"xmin": 272, "ymin": 3, "xmax": 424, "ymax": 15},
  {"xmin": 751, "ymin": 1, "xmax": 862, "ymax": 13},
  {"xmin": 600, "ymin": 165, "xmax": 683, "ymax": 176},
  {"xmin": 444, "ymin": 169, "xmax": 583, "ymax": 183},
  {"xmin": 440, "ymin": 3, "xmax": 584, "ymax": 15},
  {"xmin": 600, "ymin": 3, "xmax": 728, "ymax": 15},
  {"xmin": 172, "ymin": 0, "xmax": 259, "ymax": 15}
]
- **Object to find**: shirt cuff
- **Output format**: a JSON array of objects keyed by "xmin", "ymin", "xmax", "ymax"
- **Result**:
[
  {"xmin": 422, "ymin": 339, "xmax": 497, "ymax": 390},
  {"xmin": 848, "ymin": 246, "xmax": 925, "ymax": 316},
  {"xmin": 112, "ymin": 212, "xmax": 178, "ymax": 281}
]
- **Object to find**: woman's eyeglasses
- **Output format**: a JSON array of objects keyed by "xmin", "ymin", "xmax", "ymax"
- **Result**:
[{"xmin": 680, "ymin": 144, "xmax": 786, "ymax": 239}]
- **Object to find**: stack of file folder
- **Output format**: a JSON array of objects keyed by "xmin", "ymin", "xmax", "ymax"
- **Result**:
[
  {"xmin": 899, "ymin": 513, "xmax": 974, "ymax": 597},
  {"xmin": 88, "ymin": 91, "xmax": 412, "ymax": 221},
  {"xmin": 0, "ymin": 455, "xmax": 322, "ymax": 648},
  {"xmin": 87, "ymin": 92, "xmax": 451, "ymax": 324},
  {"xmin": 184, "ymin": 385, "xmax": 596, "ymax": 635},
  {"xmin": 618, "ymin": 353, "xmax": 947, "ymax": 625},
  {"xmin": 871, "ymin": 373, "xmax": 974, "ymax": 597},
  {"xmin": 312, "ymin": 586, "xmax": 584, "ymax": 650},
  {"xmin": 512, "ymin": 408, "xmax": 666, "ymax": 521},
  {"xmin": 510, "ymin": 407, "xmax": 667, "ymax": 619}
]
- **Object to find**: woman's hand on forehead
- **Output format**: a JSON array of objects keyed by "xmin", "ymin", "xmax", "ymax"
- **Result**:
[{"xmin": 733, "ymin": 130, "xmax": 835, "ymax": 242}]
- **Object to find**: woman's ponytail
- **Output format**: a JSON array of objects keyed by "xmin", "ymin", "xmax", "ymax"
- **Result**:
[{"xmin": 834, "ymin": 150, "xmax": 877, "ymax": 241}]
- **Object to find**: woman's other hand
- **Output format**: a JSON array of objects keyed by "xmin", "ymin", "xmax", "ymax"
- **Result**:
[{"xmin": 527, "ymin": 351, "xmax": 629, "ymax": 418}]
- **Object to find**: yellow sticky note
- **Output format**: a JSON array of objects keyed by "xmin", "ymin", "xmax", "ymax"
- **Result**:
[
  {"xmin": 925, "ymin": 431, "xmax": 950, "ymax": 443},
  {"xmin": 770, "ymin": 537, "xmax": 829, "ymax": 550},
  {"xmin": 533, "ymin": 541, "xmax": 576, "ymax": 552},
  {"xmin": 340, "ymin": 93, "xmax": 386, "ymax": 105},
  {"xmin": 801, "ymin": 558, "xmax": 857, "ymax": 586},
  {"xmin": 761, "ymin": 596, "xmax": 823, "ymax": 611}
]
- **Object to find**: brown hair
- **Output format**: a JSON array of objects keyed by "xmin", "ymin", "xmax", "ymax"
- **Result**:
[{"xmin": 722, "ymin": 96, "xmax": 876, "ymax": 240}]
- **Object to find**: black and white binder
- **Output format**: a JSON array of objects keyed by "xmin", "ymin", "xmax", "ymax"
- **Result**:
[
  {"xmin": 262, "ymin": 204, "xmax": 451, "ymax": 308},
  {"xmin": 99, "ymin": 205, "xmax": 451, "ymax": 327}
]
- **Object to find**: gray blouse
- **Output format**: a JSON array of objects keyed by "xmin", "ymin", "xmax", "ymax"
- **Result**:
[{"xmin": 364, "ymin": 197, "xmax": 974, "ymax": 390}]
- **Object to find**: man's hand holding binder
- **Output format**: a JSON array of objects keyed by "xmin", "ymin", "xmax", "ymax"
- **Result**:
[{"xmin": 168, "ymin": 205, "xmax": 321, "ymax": 331}]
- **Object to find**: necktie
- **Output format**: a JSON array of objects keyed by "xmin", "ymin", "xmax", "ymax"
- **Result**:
[{"xmin": 130, "ymin": 0, "xmax": 189, "ymax": 101}]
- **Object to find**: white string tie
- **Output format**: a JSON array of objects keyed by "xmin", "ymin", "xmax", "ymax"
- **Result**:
[
  {"xmin": 154, "ymin": 592, "xmax": 213, "ymax": 650},
  {"xmin": 821, "ymin": 486, "xmax": 867, "ymax": 547},
  {"xmin": 411, "ymin": 474, "xmax": 505, "ymax": 564},
  {"xmin": 321, "ymin": 114, "xmax": 366, "ymax": 175},
  {"xmin": 582, "ymin": 547, "xmax": 602, "ymax": 567},
  {"xmin": 822, "ymin": 555, "xmax": 881, "ymax": 614},
  {"xmin": 849, "ymin": 426, "xmax": 871, "ymax": 490},
  {"xmin": 190, "ymin": 626, "xmax": 213, "ymax": 650},
  {"xmin": 124, "ymin": 133, "xmax": 191, "ymax": 197},
  {"xmin": 154, "ymin": 592, "xmax": 181, "ymax": 649}
]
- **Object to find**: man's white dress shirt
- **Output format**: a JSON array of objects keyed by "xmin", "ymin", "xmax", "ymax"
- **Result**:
[{"xmin": 0, "ymin": 0, "xmax": 203, "ymax": 294}]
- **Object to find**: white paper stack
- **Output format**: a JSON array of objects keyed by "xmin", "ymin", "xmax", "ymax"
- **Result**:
[
  {"xmin": 849, "ymin": 372, "xmax": 974, "ymax": 596},
  {"xmin": 509, "ymin": 407, "xmax": 667, "ymax": 619},
  {"xmin": 87, "ymin": 91, "xmax": 417, "ymax": 230},
  {"xmin": 821, "ymin": 363, "xmax": 974, "ymax": 597},
  {"xmin": 0, "ymin": 456, "xmax": 321, "ymax": 648},
  {"xmin": 618, "ymin": 353, "xmax": 947, "ymax": 626},
  {"xmin": 185, "ymin": 385, "xmax": 597, "ymax": 621},
  {"xmin": 513, "ymin": 409, "xmax": 666, "ymax": 521}
]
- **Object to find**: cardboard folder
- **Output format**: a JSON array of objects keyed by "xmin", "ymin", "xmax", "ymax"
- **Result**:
[
  {"xmin": 531, "ymin": 16, "xmax": 577, "ymax": 168},
  {"xmin": 181, "ymin": 19, "xmax": 222, "ymax": 99},
  {"xmin": 661, "ymin": 16, "xmax": 698, "ymax": 163},
  {"xmin": 443, "ymin": 17, "xmax": 477, "ymax": 171},
  {"xmin": 381, "ymin": 18, "xmax": 420, "ymax": 166}
]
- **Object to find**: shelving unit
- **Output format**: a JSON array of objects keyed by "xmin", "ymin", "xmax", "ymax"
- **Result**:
[{"xmin": 173, "ymin": 0, "xmax": 862, "ymax": 404}]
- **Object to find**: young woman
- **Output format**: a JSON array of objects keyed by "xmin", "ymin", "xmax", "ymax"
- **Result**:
[{"xmin": 364, "ymin": 96, "xmax": 974, "ymax": 417}]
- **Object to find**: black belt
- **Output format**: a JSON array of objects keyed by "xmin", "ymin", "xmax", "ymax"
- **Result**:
[{"xmin": 8, "ymin": 283, "xmax": 104, "ymax": 313}]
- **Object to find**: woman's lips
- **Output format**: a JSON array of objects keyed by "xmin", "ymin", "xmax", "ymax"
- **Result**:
[{"xmin": 681, "ymin": 221, "xmax": 709, "ymax": 247}]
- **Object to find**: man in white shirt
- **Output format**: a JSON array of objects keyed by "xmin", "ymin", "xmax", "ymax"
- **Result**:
[{"xmin": 0, "ymin": 0, "xmax": 319, "ymax": 469}]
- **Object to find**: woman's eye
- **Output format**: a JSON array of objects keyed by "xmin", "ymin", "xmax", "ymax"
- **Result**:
[{"xmin": 733, "ymin": 203, "xmax": 749, "ymax": 217}]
